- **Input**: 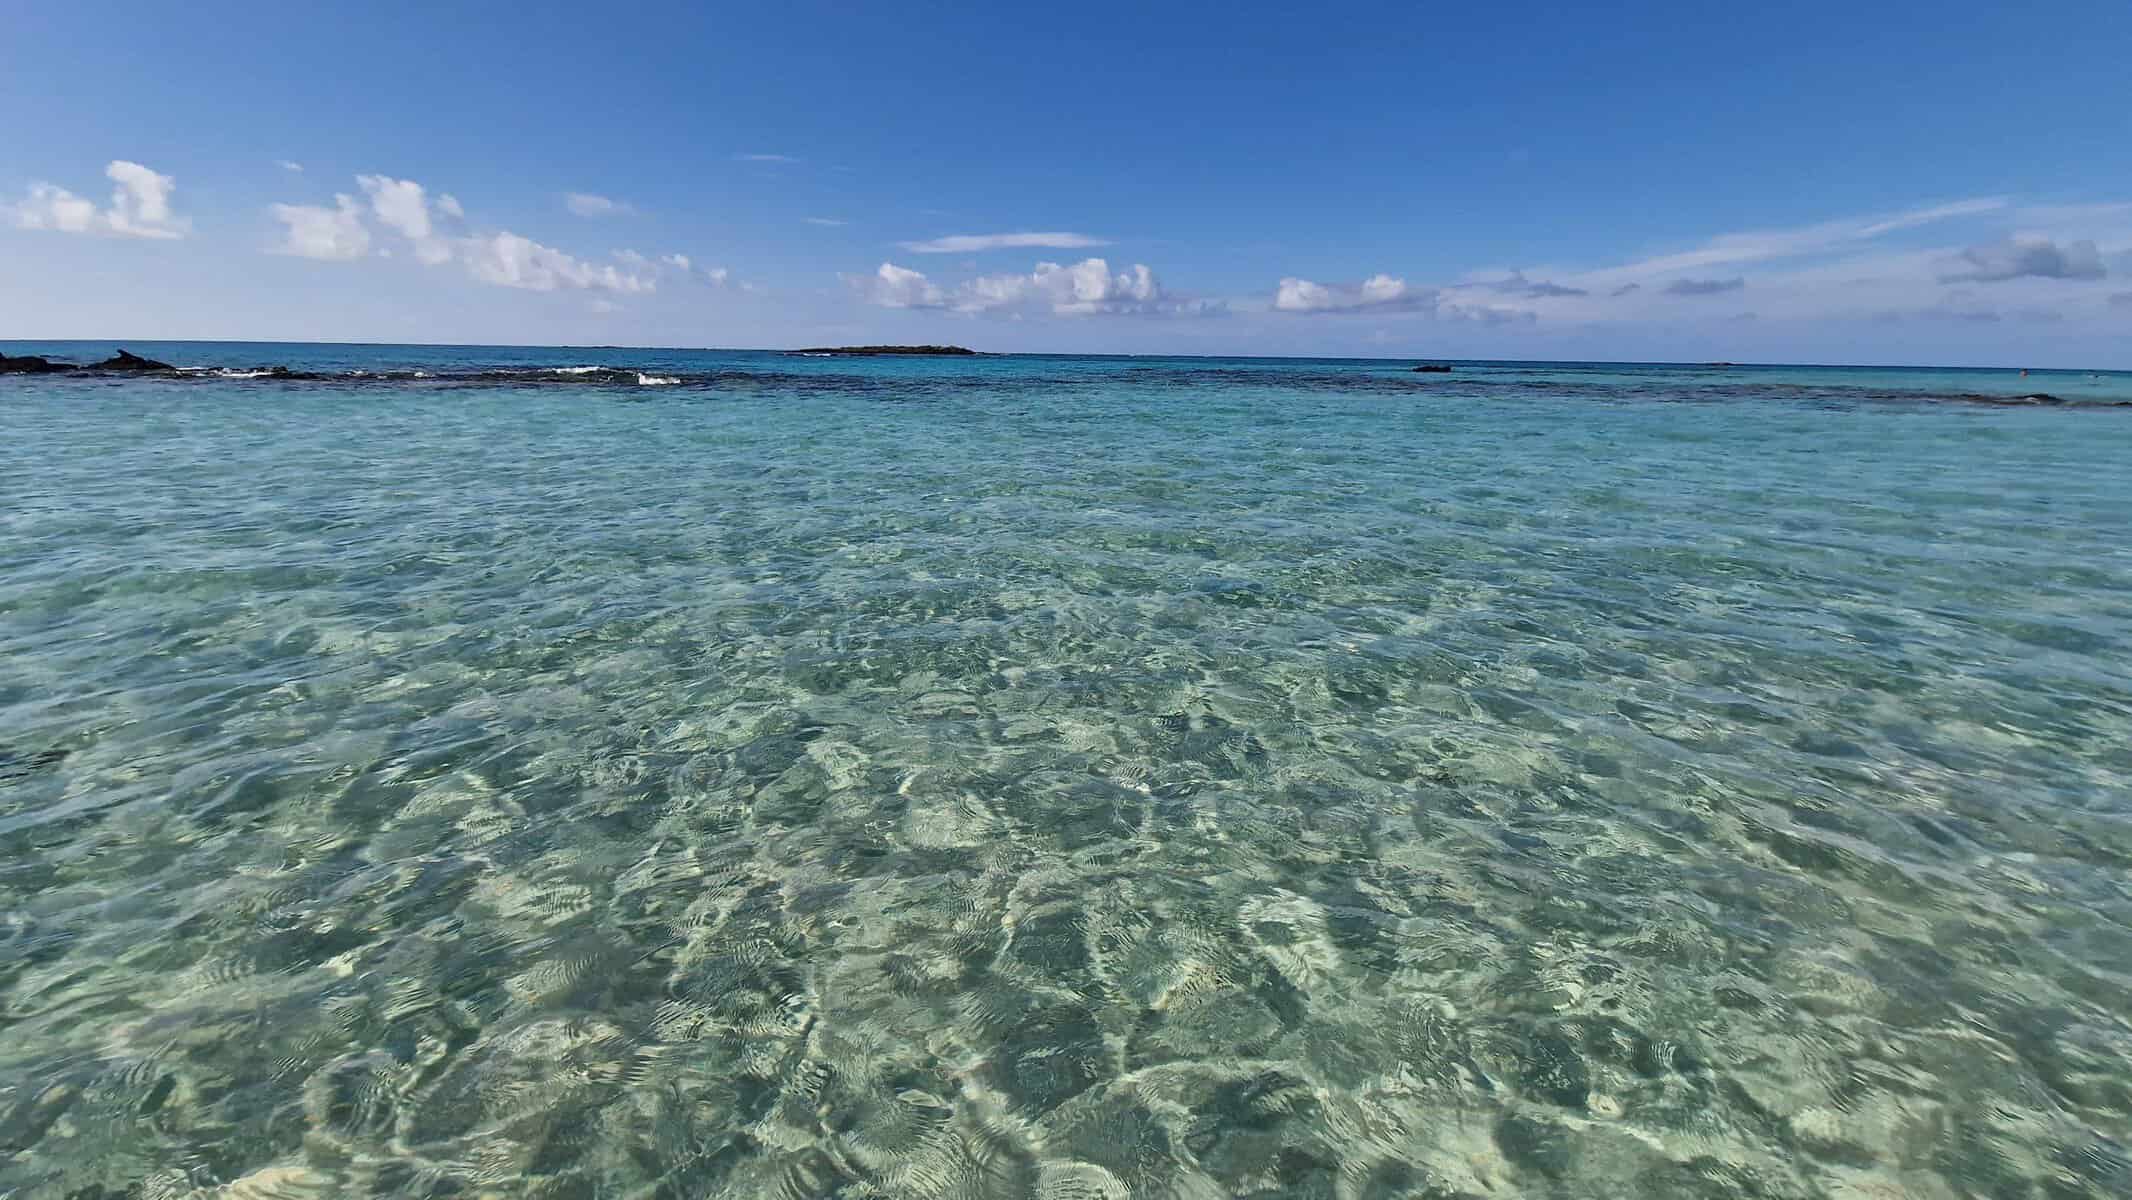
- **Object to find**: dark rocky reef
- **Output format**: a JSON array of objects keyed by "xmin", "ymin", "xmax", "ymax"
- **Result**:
[
  {"xmin": 789, "ymin": 345, "xmax": 978, "ymax": 356},
  {"xmin": 0, "ymin": 353, "xmax": 75, "ymax": 374},
  {"xmin": 91, "ymin": 349, "xmax": 176, "ymax": 372},
  {"xmin": 1411, "ymin": 364, "xmax": 1452, "ymax": 373}
]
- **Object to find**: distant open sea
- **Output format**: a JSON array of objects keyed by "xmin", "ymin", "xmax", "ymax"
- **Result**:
[{"xmin": 5, "ymin": 342, "xmax": 2131, "ymax": 1198}]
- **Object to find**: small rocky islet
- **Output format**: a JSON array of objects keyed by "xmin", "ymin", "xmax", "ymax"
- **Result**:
[{"xmin": 786, "ymin": 344, "xmax": 978, "ymax": 356}]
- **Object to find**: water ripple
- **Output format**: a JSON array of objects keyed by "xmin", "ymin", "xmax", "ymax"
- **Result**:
[{"xmin": 3, "ymin": 350, "xmax": 2130, "ymax": 1197}]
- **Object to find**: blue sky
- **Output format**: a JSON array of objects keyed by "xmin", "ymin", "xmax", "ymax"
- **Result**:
[{"xmin": 6, "ymin": 1, "xmax": 2132, "ymax": 364}]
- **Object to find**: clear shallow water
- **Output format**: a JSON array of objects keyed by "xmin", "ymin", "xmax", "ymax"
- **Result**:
[{"xmin": 4, "ymin": 343, "xmax": 2131, "ymax": 1199}]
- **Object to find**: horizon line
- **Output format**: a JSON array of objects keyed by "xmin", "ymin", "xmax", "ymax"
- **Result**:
[{"xmin": 1, "ymin": 336, "xmax": 2116, "ymax": 375}]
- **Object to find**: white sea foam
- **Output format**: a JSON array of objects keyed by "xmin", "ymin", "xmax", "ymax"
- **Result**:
[{"xmin": 636, "ymin": 373, "xmax": 679, "ymax": 386}]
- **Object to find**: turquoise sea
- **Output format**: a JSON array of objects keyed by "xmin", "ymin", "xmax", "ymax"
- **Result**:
[{"xmin": 4, "ymin": 342, "xmax": 2131, "ymax": 1199}]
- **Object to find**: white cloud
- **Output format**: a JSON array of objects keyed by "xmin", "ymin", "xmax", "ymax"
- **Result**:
[
  {"xmin": 1274, "ymin": 274, "xmax": 1433, "ymax": 313},
  {"xmin": 737, "ymin": 153, "xmax": 799, "ymax": 163},
  {"xmin": 461, "ymin": 231, "xmax": 658, "ymax": 292},
  {"xmin": 620, "ymin": 249, "xmax": 713, "ymax": 282},
  {"xmin": 265, "ymin": 173, "xmax": 669, "ymax": 293},
  {"xmin": 804, "ymin": 216, "xmax": 848, "ymax": 227},
  {"xmin": 851, "ymin": 262, "xmax": 946, "ymax": 308},
  {"xmin": 9, "ymin": 160, "xmax": 189, "ymax": 239},
  {"xmin": 277, "ymin": 160, "xmax": 304, "ymax": 173},
  {"xmin": 103, "ymin": 162, "xmax": 187, "ymax": 238},
  {"xmin": 357, "ymin": 174, "xmax": 434, "ymax": 241},
  {"xmin": 851, "ymin": 257, "xmax": 1211, "ymax": 316},
  {"xmin": 961, "ymin": 258, "xmax": 1174, "ymax": 314},
  {"xmin": 11, "ymin": 184, "xmax": 98, "ymax": 234},
  {"xmin": 901, "ymin": 231, "xmax": 1110, "ymax": 254},
  {"xmin": 269, "ymin": 195, "xmax": 371, "ymax": 260},
  {"xmin": 704, "ymin": 266, "xmax": 731, "ymax": 285},
  {"xmin": 1272, "ymin": 273, "xmax": 1531, "ymax": 322},
  {"xmin": 356, "ymin": 174, "xmax": 457, "ymax": 263},
  {"xmin": 565, "ymin": 192, "xmax": 633, "ymax": 217},
  {"xmin": 590, "ymin": 298, "xmax": 622, "ymax": 313}
]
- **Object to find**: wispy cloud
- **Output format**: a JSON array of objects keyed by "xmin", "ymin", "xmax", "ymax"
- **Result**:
[
  {"xmin": 1464, "ymin": 271, "xmax": 1587, "ymax": 298},
  {"xmin": 804, "ymin": 216, "xmax": 848, "ymax": 227},
  {"xmin": 1939, "ymin": 238, "xmax": 2105, "ymax": 283},
  {"xmin": 851, "ymin": 258, "xmax": 1216, "ymax": 316},
  {"xmin": 1877, "ymin": 291, "xmax": 2070, "ymax": 324},
  {"xmin": 7, "ymin": 160, "xmax": 189, "ymax": 240},
  {"xmin": 900, "ymin": 231, "xmax": 1110, "ymax": 254},
  {"xmin": 1261, "ymin": 194, "xmax": 2132, "ymax": 330},
  {"xmin": 277, "ymin": 160, "xmax": 304, "ymax": 173},
  {"xmin": 1597, "ymin": 197, "xmax": 2009, "ymax": 283},
  {"xmin": 737, "ymin": 153, "xmax": 799, "ymax": 163},
  {"xmin": 564, "ymin": 192, "xmax": 635, "ymax": 218},
  {"xmin": 1663, "ymin": 277, "xmax": 1746, "ymax": 296}
]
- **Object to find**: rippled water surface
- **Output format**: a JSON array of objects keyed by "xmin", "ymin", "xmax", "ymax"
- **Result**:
[{"xmin": 5, "ymin": 344, "xmax": 2132, "ymax": 1199}]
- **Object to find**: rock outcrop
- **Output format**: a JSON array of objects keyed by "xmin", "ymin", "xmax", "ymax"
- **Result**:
[
  {"xmin": 90, "ymin": 349, "xmax": 176, "ymax": 372},
  {"xmin": 0, "ymin": 353, "xmax": 75, "ymax": 374}
]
